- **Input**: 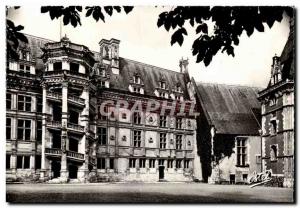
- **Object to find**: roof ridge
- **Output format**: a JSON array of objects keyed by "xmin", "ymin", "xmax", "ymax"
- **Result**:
[
  {"xmin": 195, "ymin": 80, "xmax": 263, "ymax": 90},
  {"xmin": 121, "ymin": 57, "xmax": 182, "ymax": 75},
  {"xmin": 24, "ymin": 33, "xmax": 55, "ymax": 43}
]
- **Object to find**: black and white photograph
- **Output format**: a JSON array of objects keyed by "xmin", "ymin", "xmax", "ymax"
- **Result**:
[{"xmin": 4, "ymin": 2, "xmax": 296, "ymax": 204}]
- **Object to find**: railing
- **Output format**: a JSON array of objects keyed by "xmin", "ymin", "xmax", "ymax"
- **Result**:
[
  {"xmin": 46, "ymin": 120, "xmax": 62, "ymax": 128},
  {"xmin": 47, "ymin": 92, "xmax": 62, "ymax": 100},
  {"xmin": 67, "ymin": 123, "xmax": 84, "ymax": 131},
  {"xmin": 45, "ymin": 148, "xmax": 62, "ymax": 156},
  {"xmin": 67, "ymin": 150, "xmax": 84, "ymax": 160},
  {"xmin": 68, "ymin": 95, "xmax": 85, "ymax": 105}
]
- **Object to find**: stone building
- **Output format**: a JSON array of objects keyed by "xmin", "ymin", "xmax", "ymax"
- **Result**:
[
  {"xmin": 257, "ymin": 20, "xmax": 295, "ymax": 188},
  {"xmin": 6, "ymin": 34, "xmax": 201, "ymax": 182},
  {"xmin": 189, "ymin": 79, "xmax": 262, "ymax": 184}
]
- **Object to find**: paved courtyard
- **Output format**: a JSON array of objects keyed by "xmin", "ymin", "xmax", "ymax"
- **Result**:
[{"xmin": 6, "ymin": 182, "xmax": 294, "ymax": 203}]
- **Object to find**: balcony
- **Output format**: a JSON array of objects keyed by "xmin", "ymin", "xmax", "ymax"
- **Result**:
[
  {"xmin": 47, "ymin": 92, "xmax": 62, "ymax": 102},
  {"xmin": 45, "ymin": 148, "xmax": 62, "ymax": 157},
  {"xmin": 67, "ymin": 150, "xmax": 84, "ymax": 161},
  {"xmin": 46, "ymin": 120, "xmax": 62, "ymax": 130},
  {"xmin": 67, "ymin": 123, "xmax": 84, "ymax": 133},
  {"xmin": 68, "ymin": 95, "xmax": 85, "ymax": 107}
]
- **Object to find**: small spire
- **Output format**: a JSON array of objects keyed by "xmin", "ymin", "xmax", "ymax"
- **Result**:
[{"xmin": 61, "ymin": 34, "xmax": 70, "ymax": 42}]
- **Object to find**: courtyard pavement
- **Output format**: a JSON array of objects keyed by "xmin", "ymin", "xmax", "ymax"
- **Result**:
[{"xmin": 6, "ymin": 182, "xmax": 294, "ymax": 203}]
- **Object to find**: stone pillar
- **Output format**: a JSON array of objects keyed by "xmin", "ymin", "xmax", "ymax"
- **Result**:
[
  {"xmin": 78, "ymin": 85, "xmax": 89, "ymax": 182},
  {"xmin": 60, "ymin": 81, "xmax": 69, "ymax": 182},
  {"xmin": 40, "ymin": 84, "xmax": 47, "ymax": 181},
  {"xmin": 11, "ymin": 145, "xmax": 17, "ymax": 180}
]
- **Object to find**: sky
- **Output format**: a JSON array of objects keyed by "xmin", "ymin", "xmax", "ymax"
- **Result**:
[{"xmin": 7, "ymin": 6, "xmax": 291, "ymax": 88}]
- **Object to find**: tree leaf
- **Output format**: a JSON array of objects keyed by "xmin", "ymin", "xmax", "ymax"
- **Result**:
[
  {"xmin": 123, "ymin": 6, "xmax": 134, "ymax": 14},
  {"xmin": 104, "ymin": 6, "xmax": 113, "ymax": 16},
  {"xmin": 196, "ymin": 23, "xmax": 208, "ymax": 34}
]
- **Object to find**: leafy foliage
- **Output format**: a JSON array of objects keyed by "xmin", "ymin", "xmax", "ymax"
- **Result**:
[
  {"xmin": 41, "ymin": 6, "xmax": 133, "ymax": 26},
  {"xmin": 157, "ymin": 6, "xmax": 294, "ymax": 66},
  {"xmin": 6, "ymin": 19, "xmax": 28, "ymax": 60}
]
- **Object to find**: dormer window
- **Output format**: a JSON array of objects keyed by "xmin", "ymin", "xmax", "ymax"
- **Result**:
[
  {"xmin": 133, "ymin": 75, "xmax": 141, "ymax": 84},
  {"xmin": 175, "ymin": 95, "xmax": 181, "ymax": 100},
  {"xmin": 133, "ymin": 87, "xmax": 141, "ymax": 93},
  {"xmin": 159, "ymin": 92, "xmax": 166, "ymax": 98},
  {"xmin": 20, "ymin": 50, "xmax": 30, "ymax": 61},
  {"xmin": 176, "ymin": 85, "xmax": 181, "ymax": 92},
  {"xmin": 160, "ymin": 81, "xmax": 166, "ymax": 89}
]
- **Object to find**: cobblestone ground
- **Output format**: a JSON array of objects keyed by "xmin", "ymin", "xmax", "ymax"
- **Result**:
[{"xmin": 6, "ymin": 182, "xmax": 294, "ymax": 203}]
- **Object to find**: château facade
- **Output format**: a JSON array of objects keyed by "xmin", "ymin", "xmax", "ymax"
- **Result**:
[
  {"xmin": 258, "ymin": 19, "xmax": 295, "ymax": 188},
  {"xmin": 6, "ymin": 34, "xmax": 201, "ymax": 183}
]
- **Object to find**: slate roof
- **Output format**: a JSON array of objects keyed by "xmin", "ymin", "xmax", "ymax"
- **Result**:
[
  {"xmin": 194, "ymin": 81, "xmax": 262, "ymax": 136},
  {"xmin": 280, "ymin": 26, "xmax": 295, "ymax": 81},
  {"xmin": 22, "ymin": 34, "xmax": 189, "ymax": 99}
]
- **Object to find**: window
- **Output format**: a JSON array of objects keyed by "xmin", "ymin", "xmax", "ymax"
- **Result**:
[
  {"xmin": 176, "ymin": 118, "xmax": 182, "ymax": 129},
  {"xmin": 175, "ymin": 95, "xmax": 181, "ymax": 100},
  {"xmin": 133, "ymin": 130, "xmax": 141, "ymax": 147},
  {"xmin": 18, "ymin": 120, "xmax": 31, "ymax": 141},
  {"xmin": 270, "ymin": 120, "xmax": 277, "ymax": 135},
  {"xmin": 109, "ymin": 158, "xmax": 114, "ymax": 169},
  {"xmin": 70, "ymin": 63, "xmax": 79, "ymax": 73},
  {"xmin": 122, "ymin": 113, "xmax": 127, "ymax": 119},
  {"xmin": 160, "ymin": 133, "xmax": 167, "ymax": 149},
  {"xmin": 149, "ymin": 159, "xmax": 155, "ymax": 168},
  {"xmin": 36, "ymin": 121, "xmax": 42, "ymax": 142},
  {"xmin": 18, "ymin": 95, "xmax": 31, "ymax": 111},
  {"xmin": 97, "ymin": 158, "xmax": 106, "ymax": 169},
  {"xmin": 6, "ymin": 155, "xmax": 11, "ymax": 169},
  {"xmin": 133, "ymin": 87, "xmax": 141, "ymax": 93},
  {"xmin": 237, "ymin": 138, "xmax": 247, "ymax": 166},
  {"xmin": 159, "ymin": 159, "xmax": 165, "ymax": 166},
  {"xmin": 133, "ymin": 75, "xmax": 141, "ymax": 84},
  {"xmin": 6, "ymin": 93, "xmax": 11, "ymax": 110},
  {"xmin": 6, "ymin": 118, "xmax": 11, "ymax": 140},
  {"xmin": 167, "ymin": 159, "xmax": 173, "ymax": 168},
  {"xmin": 159, "ymin": 92, "xmax": 166, "ymax": 98},
  {"xmin": 139, "ymin": 158, "xmax": 146, "ymax": 168},
  {"xmin": 159, "ymin": 116, "xmax": 167, "ymax": 127},
  {"xmin": 17, "ymin": 156, "xmax": 30, "ymax": 169},
  {"xmin": 37, "ymin": 97, "xmax": 43, "ymax": 113},
  {"xmin": 176, "ymin": 135, "xmax": 183, "ymax": 150},
  {"xmin": 184, "ymin": 160, "xmax": 190, "ymax": 168},
  {"xmin": 129, "ymin": 158, "xmax": 136, "ymax": 168},
  {"xmin": 19, "ymin": 64, "xmax": 30, "ymax": 73},
  {"xmin": 53, "ymin": 62, "xmax": 62, "ymax": 71},
  {"xmin": 160, "ymin": 81, "xmax": 166, "ymax": 89},
  {"xmin": 176, "ymin": 159, "xmax": 182, "ymax": 168},
  {"xmin": 133, "ymin": 112, "xmax": 141, "ymax": 124},
  {"xmin": 99, "ymin": 106, "xmax": 108, "ymax": 120},
  {"xmin": 35, "ymin": 155, "xmax": 41, "ymax": 169},
  {"xmin": 270, "ymin": 145, "xmax": 278, "ymax": 161},
  {"xmin": 98, "ymin": 127, "xmax": 107, "ymax": 145}
]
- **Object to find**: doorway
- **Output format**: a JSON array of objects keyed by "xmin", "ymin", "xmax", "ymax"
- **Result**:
[
  {"xmin": 69, "ymin": 165, "xmax": 78, "ymax": 179},
  {"xmin": 52, "ymin": 160, "xmax": 61, "ymax": 178},
  {"xmin": 159, "ymin": 166, "xmax": 165, "ymax": 180}
]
